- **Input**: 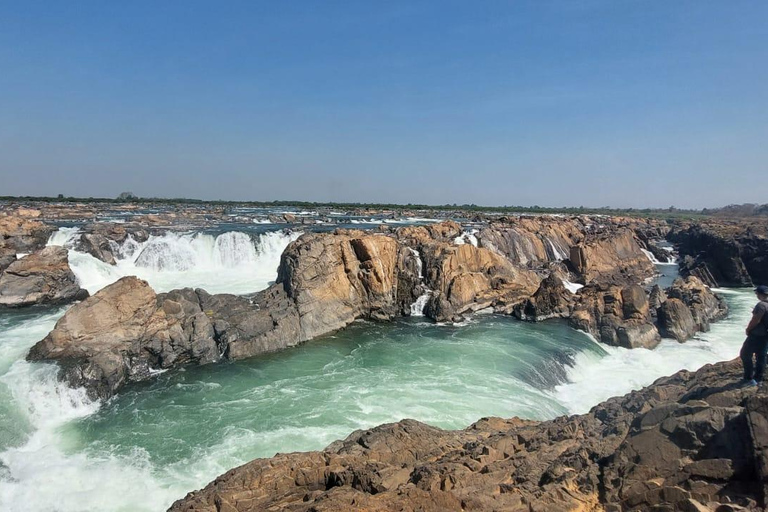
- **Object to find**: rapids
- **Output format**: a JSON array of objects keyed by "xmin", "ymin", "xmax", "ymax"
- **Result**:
[{"xmin": 0, "ymin": 229, "xmax": 755, "ymax": 512}]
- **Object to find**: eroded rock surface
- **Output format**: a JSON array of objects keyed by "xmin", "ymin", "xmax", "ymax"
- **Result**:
[
  {"xmin": 670, "ymin": 221, "xmax": 768, "ymax": 287},
  {"xmin": 0, "ymin": 213, "xmax": 55, "ymax": 253},
  {"xmin": 0, "ymin": 246, "xmax": 88, "ymax": 307},
  {"xmin": 168, "ymin": 360, "xmax": 767, "ymax": 512}
]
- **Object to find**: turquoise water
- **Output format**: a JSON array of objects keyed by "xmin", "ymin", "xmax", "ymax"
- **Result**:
[{"xmin": 0, "ymin": 235, "xmax": 756, "ymax": 512}]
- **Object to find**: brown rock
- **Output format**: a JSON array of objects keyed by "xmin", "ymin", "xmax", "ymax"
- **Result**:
[
  {"xmin": 0, "ymin": 246, "xmax": 88, "ymax": 307},
  {"xmin": 169, "ymin": 360, "xmax": 766, "ymax": 512}
]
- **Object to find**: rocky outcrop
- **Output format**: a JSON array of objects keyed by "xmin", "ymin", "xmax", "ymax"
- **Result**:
[
  {"xmin": 569, "ymin": 229, "xmax": 655, "ymax": 285},
  {"xmin": 476, "ymin": 217, "xmax": 583, "ymax": 267},
  {"xmin": 570, "ymin": 284, "xmax": 662, "ymax": 349},
  {"xmin": 669, "ymin": 221, "xmax": 768, "ymax": 287},
  {"xmin": 568, "ymin": 277, "xmax": 727, "ymax": 348},
  {"xmin": 28, "ymin": 225, "xmax": 542, "ymax": 397},
  {"xmin": 74, "ymin": 222, "xmax": 150, "ymax": 264},
  {"xmin": 658, "ymin": 277, "xmax": 728, "ymax": 341},
  {"xmin": 168, "ymin": 360, "xmax": 767, "ymax": 512},
  {"xmin": 0, "ymin": 214, "xmax": 55, "ymax": 253},
  {"xmin": 513, "ymin": 274, "xmax": 573, "ymax": 321},
  {"xmin": 0, "ymin": 246, "xmax": 88, "ymax": 307},
  {"xmin": 396, "ymin": 222, "xmax": 541, "ymax": 322},
  {"xmin": 27, "ymin": 276, "xmax": 302, "ymax": 399}
]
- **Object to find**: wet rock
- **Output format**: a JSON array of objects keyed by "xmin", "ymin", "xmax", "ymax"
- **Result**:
[
  {"xmin": 0, "ymin": 246, "xmax": 88, "ymax": 307},
  {"xmin": 168, "ymin": 360, "xmax": 767, "ymax": 512},
  {"xmin": 74, "ymin": 222, "xmax": 150, "ymax": 264},
  {"xmin": 513, "ymin": 273, "xmax": 572, "ymax": 321},
  {"xmin": 570, "ymin": 284, "xmax": 661, "ymax": 349}
]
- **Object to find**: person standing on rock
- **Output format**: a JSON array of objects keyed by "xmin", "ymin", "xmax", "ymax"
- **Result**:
[{"xmin": 741, "ymin": 284, "xmax": 768, "ymax": 387}]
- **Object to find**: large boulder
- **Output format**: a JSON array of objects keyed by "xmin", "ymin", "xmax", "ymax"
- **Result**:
[
  {"xmin": 0, "ymin": 246, "xmax": 88, "ymax": 307},
  {"xmin": 658, "ymin": 298, "xmax": 697, "ymax": 342},
  {"xmin": 73, "ymin": 222, "xmax": 150, "ymax": 264},
  {"xmin": 27, "ymin": 276, "xmax": 302, "ymax": 399},
  {"xmin": 570, "ymin": 284, "xmax": 661, "ymax": 349},
  {"xmin": 664, "ymin": 276, "xmax": 728, "ymax": 333},
  {"xmin": 168, "ymin": 360, "xmax": 766, "ymax": 512},
  {"xmin": 569, "ymin": 229, "xmax": 655, "ymax": 285},
  {"xmin": 0, "ymin": 214, "xmax": 55, "ymax": 253},
  {"xmin": 513, "ymin": 273, "xmax": 572, "ymax": 321}
]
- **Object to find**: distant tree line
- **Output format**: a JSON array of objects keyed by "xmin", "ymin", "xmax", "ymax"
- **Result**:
[{"xmin": 3, "ymin": 194, "xmax": 761, "ymax": 220}]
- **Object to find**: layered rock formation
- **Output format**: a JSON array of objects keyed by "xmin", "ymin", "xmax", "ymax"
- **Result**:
[
  {"xmin": 168, "ymin": 360, "xmax": 767, "ymax": 512},
  {"xmin": 569, "ymin": 229, "xmax": 655, "ymax": 285},
  {"xmin": 669, "ymin": 221, "xmax": 768, "ymax": 287},
  {"xmin": 0, "ymin": 246, "xmax": 88, "ymax": 307}
]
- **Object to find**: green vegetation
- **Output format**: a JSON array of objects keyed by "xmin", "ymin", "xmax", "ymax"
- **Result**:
[{"xmin": 0, "ymin": 195, "xmax": 743, "ymax": 220}]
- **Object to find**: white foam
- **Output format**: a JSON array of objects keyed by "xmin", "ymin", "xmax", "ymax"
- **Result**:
[
  {"xmin": 563, "ymin": 280, "xmax": 584, "ymax": 294},
  {"xmin": 46, "ymin": 227, "xmax": 81, "ymax": 248},
  {"xmin": 67, "ymin": 230, "xmax": 302, "ymax": 295},
  {"xmin": 410, "ymin": 292, "xmax": 431, "ymax": 316},
  {"xmin": 553, "ymin": 288, "xmax": 753, "ymax": 414},
  {"xmin": 454, "ymin": 229, "xmax": 478, "ymax": 247}
]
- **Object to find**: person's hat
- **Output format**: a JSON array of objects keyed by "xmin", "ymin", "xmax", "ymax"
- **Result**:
[{"xmin": 755, "ymin": 285, "xmax": 768, "ymax": 295}]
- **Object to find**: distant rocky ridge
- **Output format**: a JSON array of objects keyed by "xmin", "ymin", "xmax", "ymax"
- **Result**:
[
  {"xmin": 27, "ymin": 216, "xmax": 727, "ymax": 399},
  {"xmin": 168, "ymin": 360, "xmax": 768, "ymax": 512}
]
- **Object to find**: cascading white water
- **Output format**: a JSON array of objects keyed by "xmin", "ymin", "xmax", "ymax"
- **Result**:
[
  {"xmin": 45, "ymin": 227, "xmax": 81, "ymax": 248},
  {"xmin": 545, "ymin": 238, "xmax": 568, "ymax": 261},
  {"xmin": 410, "ymin": 292, "xmax": 431, "ymax": 316},
  {"xmin": 48, "ymin": 229, "xmax": 303, "ymax": 295},
  {"xmin": 453, "ymin": 229, "xmax": 478, "ymax": 247}
]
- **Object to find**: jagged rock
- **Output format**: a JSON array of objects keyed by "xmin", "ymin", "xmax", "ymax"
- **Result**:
[
  {"xmin": 421, "ymin": 242, "xmax": 540, "ymax": 321},
  {"xmin": 570, "ymin": 284, "xmax": 661, "ymax": 349},
  {"xmin": 26, "ymin": 276, "xmax": 301, "ymax": 399},
  {"xmin": 277, "ymin": 231, "xmax": 402, "ymax": 336},
  {"xmin": 0, "ymin": 214, "xmax": 55, "ymax": 253},
  {"xmin": 658, "ymin": 298, "xmax": 697, "ymax": 342},
  {"xmin": 476, "ymin": 217, "xmax": 581, "ymax": 267},
  {"xmin": 665, "ymin": 276, "xmax": 728, "ymax": 334},
  {"xmin": 168, "ymin": 360, "xmax": 766, "ymax": 512},
  {"xmin": 569, "ymin": 229, "xmax": 655, "ymax": 285},
  {"xmin": 669, "ymin": 223, "xmax": 766, "ymax": 287},
  {"xmin": 73, "ymin": 222, "xmax": 150, "ymax": 264},
  {"xmin": 513, "ymin": 273, "xmax": 572, "ymax": 321},
  {"xmin": 649, "ymin": 284, "xmax": 668, "ymax": 311},
  {"xmin": 0, "ymin": 246, "xmax": 88, "ymax": 307}
]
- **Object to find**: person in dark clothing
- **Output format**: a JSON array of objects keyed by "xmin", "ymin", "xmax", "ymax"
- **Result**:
[{"xmin": 741, "ymin": 284, "xmax": 768, "ymax": 386}]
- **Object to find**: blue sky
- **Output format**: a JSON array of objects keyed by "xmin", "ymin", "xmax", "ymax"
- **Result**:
[{"xmin": 1, "ymin": 1, "xmax": 766, "ymax": 208}]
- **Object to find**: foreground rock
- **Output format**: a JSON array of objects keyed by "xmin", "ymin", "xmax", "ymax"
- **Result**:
[
  {"xmin": 169, "ymin": 360, "xmax": 767, "ymax": 512},
  {"xmin": 0, "ymin": 247, "xmax": 88, "ymax": 307}
]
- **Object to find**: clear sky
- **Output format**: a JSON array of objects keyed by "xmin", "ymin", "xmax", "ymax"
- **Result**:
[{"xmin": 1, "ymin": 1, "xmax": 766, "ymax": 208}]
